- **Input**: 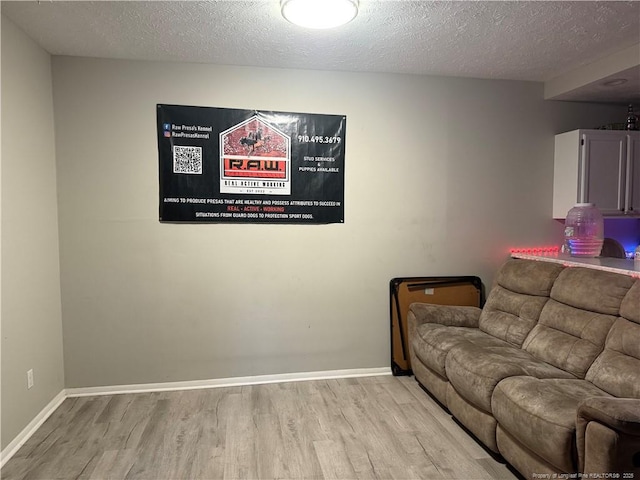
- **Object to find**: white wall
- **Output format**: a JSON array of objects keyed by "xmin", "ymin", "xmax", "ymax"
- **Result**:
[
  {"xmin": 1, "ymin": 15, "xmax": 65, "ymax": 450},
  {"xmin": 51, "ymin": 56, "xmax": 621, "ymax": 389}
]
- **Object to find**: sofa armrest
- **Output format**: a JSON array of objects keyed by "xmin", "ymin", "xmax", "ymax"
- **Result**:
[
  {"xmin": 576, "ymin": 397, "xmax": 640, "ymax": 474},
  {"xmin": 578, "ymin": 397, "xmax": 640, "ymax": 436},
  {"xmin": 408, "ymin": 303, "xmax": 481, "ymax": 329}
]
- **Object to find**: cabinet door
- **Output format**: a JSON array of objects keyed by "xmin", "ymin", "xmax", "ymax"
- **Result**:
[
  {"xmin": 581, "ymin": 132, "xmax": 626, "ymax": 214},
  {"xmin": 626, "ymin": 134, "xmax": 640, "ymax": 213}
]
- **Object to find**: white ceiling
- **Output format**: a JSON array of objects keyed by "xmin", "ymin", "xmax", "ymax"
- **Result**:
[{"xmin": 3, "ymin": 1, "xmax": 640, "ymax": 104}]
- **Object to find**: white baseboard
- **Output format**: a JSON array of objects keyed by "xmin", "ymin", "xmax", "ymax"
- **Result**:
[
  {"xmin": 0, "ymin": 367, "xmax": 391, "ymax": 467},
  {"xmin": 0, "ymin": 389, "xmax": 66, "ymax": 469},
  {"xmin": 66, "ymin": 367, "xmax": 392, "ymax": 397}
]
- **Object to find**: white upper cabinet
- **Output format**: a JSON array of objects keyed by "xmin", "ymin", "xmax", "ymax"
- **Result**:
[
  {"xmin": 553, "ymin": 129, "xmax": 640, "ymax": 218},
  {"xmin": 625, "ymin": 133, "xmax": 640, "ymax": 216}
]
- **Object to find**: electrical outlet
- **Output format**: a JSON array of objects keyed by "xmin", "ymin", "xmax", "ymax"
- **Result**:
[{"xmin": 27, "ymin": 369, "xmax": 34, "ymax": 389}]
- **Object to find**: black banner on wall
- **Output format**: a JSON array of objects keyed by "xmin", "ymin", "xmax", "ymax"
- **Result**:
[{"xmin": 157, "ymin": 104, "xmax": 346, "ymax": 224}]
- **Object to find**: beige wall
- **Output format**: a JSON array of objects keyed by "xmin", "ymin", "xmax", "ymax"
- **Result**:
[
  {"xmin": 51, "ymin": 56, "xmax": 621, "ymax": 388},
  {"xmin": 1, "ymin": 15, "xmax": 65, "ymax": 450}
]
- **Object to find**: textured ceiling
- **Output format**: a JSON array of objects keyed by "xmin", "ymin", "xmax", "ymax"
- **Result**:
[{"xmin": 2, "ymin": 1, "xmax": 640, "ymax": 101}]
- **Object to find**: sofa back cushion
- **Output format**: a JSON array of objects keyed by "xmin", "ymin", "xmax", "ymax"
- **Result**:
[
  {"xmin": 478, "ymin": 259, "xmax": 563, "ymax": 346},
  {"xmin": 550, "ymin": 266, "xmax": 635, "ymax": 316},
  {"xmin": 523, "ymin": 268, "xmax": 635, "ymax": 379},
  {"xmin": 620, "ymin": 279, "xmax": 640, "ymax": 323},
  {"xmin": 586, "ymin": 280, "xmax": 640, "ymax": 398}
]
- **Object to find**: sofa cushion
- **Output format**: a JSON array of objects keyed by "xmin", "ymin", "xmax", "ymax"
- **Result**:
[
  {"xmin": 478, "ymin": 260, "xmax": 563, "ymax": 347},
  {"xmin": 445, "ymin": 343, "xmax": 574, "ymax": 413},
  {"xmin": 478, "ymin": 287, "xmax": 551, "ymax": 347},
  {"xmin": 412, "ymin": 324, "xmax": 511, "ymax": 378},
  {"xmin": 550, "ymin": 267, "xmax": 635, "ymax": 316},
  {"xmin": 522, "ymin": 299, "xmax": 617, "ymax": 378},
  {"xmin": 619, "ymin": 279, "xmax": 640, "ymax": 324},
  {"xmin": 520, "ymin": 267, "xmax": 633, "ymax": 379},
  {"xmin": 492, "ymin": 376, "xmax": 612, "ymax": 473},
  {"xmin": 493, "ymin": 259, "xmax": 564, "ymax": 296},
  {"xmin": 585, "ymin": 318, "xmax": 640, "ymax": 399},
  {"xmin": 584, "ymin": 280, "xmax": 640, "ymax": 399}
]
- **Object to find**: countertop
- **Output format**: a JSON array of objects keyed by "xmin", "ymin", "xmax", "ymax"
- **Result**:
[{"xmin": 511, "ymin": 252, "xmax": 640, "ymax": 278}]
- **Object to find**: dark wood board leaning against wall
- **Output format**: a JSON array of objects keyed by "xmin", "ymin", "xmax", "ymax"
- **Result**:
[{"xmin": 390, "ymin": 276, "xmax": 483, "ymax": 376}]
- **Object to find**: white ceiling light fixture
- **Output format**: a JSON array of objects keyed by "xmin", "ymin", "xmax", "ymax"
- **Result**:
[{"xmin": 281, "ymin": 0, "xmax": 359, "ymax": 29}]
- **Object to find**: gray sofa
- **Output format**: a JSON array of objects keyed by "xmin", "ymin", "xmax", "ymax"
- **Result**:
[{"xmin": 408, "ymin": 258, "xmax": 640, "ymax": 478}]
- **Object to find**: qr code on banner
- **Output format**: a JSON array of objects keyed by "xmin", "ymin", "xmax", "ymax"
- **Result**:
[{"xmin": 173, "ymin": 145, "xmax": 203, "ymax": 174}]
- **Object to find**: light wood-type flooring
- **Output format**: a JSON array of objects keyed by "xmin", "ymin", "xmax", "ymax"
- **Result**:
[{"xmin": 1, "ymin": 375, "xmax": 517, "ymax": 480}]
